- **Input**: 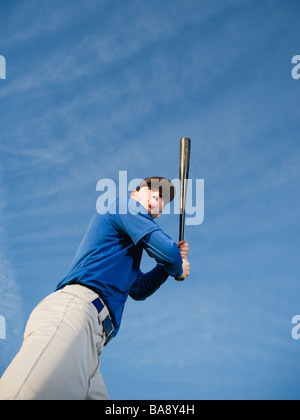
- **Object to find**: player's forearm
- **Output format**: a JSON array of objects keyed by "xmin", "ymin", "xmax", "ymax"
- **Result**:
[
  {"xmin": 129, "ymin": 265, "xmax": 169, "ymax": 301},
  {"xmin": 140, "ymin": 231, "xmax": 183, "ymax": 278}
]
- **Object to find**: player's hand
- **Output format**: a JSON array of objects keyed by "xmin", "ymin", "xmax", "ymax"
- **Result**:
[
  {"xmin": 176, "ymin": 258, "xmax": 190, "ymax": 281},
  {"xmin": 177, "ymin": 240, "xmax": 189, "ymax": 260}
]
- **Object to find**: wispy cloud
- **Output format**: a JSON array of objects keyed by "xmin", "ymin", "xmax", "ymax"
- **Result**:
[
  {"xmin": 0, "ymin": 169, "xmax": 24, "ymax": 372},
  {"xmin": 0, "ymin": 0, "xmax": 104, "ymax": 48},
  {"xmin": 1, "ymin": 0, "xmax": 300, "ymax": 399}
]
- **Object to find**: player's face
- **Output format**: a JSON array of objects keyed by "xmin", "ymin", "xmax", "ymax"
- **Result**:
[{"xmin": 132, "ymin": 187, "xmax": 164, "ymax": 219}]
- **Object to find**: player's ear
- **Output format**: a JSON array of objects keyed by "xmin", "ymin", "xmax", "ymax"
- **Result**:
[{"xmin": 131, "ymin": 190, "xmax": 138, "ymax": 198}]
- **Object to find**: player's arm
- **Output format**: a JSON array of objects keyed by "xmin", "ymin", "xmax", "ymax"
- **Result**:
[
  {"xmin": 175, "ymin": 240, "xmax": 190, "ymax": 281},
  {"xmin": 140, "ymin": 230, "xmax": 183, "ymax": 278},
  {"xmin": 129, "ymin": 230, "xmax": 185, "ymax": 301},
  {"xmin": 129, "ymin": 265, "xmax": 168, "ymax": 301}
]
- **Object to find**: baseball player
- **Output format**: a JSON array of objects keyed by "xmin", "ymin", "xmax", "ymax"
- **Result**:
[{"xmin": 0, "ymin": 176, "xmax": 190, "ymax": 400}]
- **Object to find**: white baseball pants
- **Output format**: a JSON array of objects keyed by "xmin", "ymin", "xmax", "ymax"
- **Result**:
[{"xmin": 0, "ymin": 285, "xmax": 110, "ymax": 400}]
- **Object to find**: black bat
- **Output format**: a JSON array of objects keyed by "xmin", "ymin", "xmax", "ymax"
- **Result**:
[
  {"xmin": 179, "ymin": 137, "xmax": 191, "ymax": 242},
  {"xmin": 176, "ymin": 137, "xmax": 191, "ymax": 282}
]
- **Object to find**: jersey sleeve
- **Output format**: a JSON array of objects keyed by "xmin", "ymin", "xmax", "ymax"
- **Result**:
[
  {"xmin": 139, "ymin": 230, "xmax": 183, "ymax": 278},
  {"xmin": 129, "ymin": 265, "xmax": 169, "ymax": 301},
  {"xmin": 109, "ymin": 196, "xmax": 160, "ymax": 245}
]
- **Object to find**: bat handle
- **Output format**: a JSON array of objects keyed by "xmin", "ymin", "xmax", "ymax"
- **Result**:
[
  {"xmin": 175, "ymin": 212, "xmax": 186, "ymax": 282},
  {"xmin": 179, "ymin": 212, "xmax": 185, "ymax": 242}
]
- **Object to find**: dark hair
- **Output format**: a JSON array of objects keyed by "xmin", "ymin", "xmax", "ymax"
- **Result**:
[{"xmin": 136, "ymin": 177, "xmax": 175, "ymax": 204}]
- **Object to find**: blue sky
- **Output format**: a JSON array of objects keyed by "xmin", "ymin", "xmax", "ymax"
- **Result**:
[{"xmin": 1, "ymin": 0, "xmax": 300, "ymax": 400}]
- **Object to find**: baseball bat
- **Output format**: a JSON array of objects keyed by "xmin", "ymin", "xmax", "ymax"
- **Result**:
[
  {"xmin": 176, "ymin": 137, "xmax": 191, "ymax": 281},
  {"xmin": 179, "ymin": 137, "xmax": 191, "ymax": 241}
]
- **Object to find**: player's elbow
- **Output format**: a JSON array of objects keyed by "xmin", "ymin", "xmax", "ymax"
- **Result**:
[{"xmin": 129, "ymin": 290, "xmax": 147, "ymax": 301}]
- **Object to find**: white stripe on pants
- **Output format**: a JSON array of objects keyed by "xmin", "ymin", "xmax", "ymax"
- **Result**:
[{"xmin": 0, "ymin": 285, "xmax": 110, "ymax": 400}]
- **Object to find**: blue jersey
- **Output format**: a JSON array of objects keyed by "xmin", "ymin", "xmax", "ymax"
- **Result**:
[{"xmin": 56, "ymin": 196, "xmax": 183, "ymax": 334}]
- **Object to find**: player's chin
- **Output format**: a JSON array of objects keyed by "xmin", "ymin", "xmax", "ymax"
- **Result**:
[{"xmin": 150, "ymin": 211, "xmax": 161, "ymax": 220}]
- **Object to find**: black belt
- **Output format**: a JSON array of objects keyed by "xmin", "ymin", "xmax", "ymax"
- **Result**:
[{"xmin": 91, "ymin": 297, "xmax": 115, "ymax": 346}]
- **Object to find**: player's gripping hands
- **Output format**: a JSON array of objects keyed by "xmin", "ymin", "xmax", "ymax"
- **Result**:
[{"xmin": 176, "ymin": 240, "xmax": 190, "ymax": 280}]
